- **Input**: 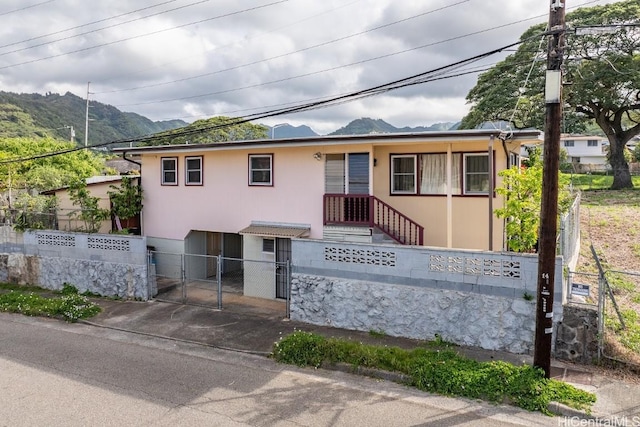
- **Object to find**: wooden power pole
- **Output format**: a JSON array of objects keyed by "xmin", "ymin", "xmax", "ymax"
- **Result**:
[{"xmin": 534, "ymin": 0, "xmax": 566, "ymax": 378}]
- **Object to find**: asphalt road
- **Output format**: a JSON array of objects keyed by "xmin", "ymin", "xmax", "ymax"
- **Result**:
[{"xmin": 0, "ymin": 313, "xmax": 559, "ymax": 426}]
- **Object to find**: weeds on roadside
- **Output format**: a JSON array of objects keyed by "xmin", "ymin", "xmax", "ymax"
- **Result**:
[
  {"xmin": 0, "ymin": 284, "xmax": 101, "ymax": 322},
  {"xmin": 272, "ymin": 331, "xmax": 596, "ymax": 416}
]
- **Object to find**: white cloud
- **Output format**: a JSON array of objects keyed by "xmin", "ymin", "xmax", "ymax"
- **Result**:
[{"xmin": 0, "ymin": 0, "xmax": 623, "ymax": 134}]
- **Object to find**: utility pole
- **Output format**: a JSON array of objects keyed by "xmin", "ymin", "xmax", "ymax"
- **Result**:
[
  {"xmin": 67, "ymin": 125, "xmax": 75, "ymax": 143},
  {"xmin": 85, "ymin": 82, "xmax": 91, "ymax": 147},
  {"xmin": 534, "ymin": 0, "xmax": 566, "ymax": 378}
]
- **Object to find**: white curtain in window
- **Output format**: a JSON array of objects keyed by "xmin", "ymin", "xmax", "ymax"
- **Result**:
[{"xmin": 420, "ymin": 154, "xmax": 461, "ymax": 194}]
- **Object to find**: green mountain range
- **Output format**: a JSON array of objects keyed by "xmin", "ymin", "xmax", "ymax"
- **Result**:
[
  {"xmin": 0, "ymin": 91, "xmax": 186, "ymax": 146},
  {"xmin": 329, "ymin": 117, "xmax": 459, "ymax": 135},
  {"xmin": 0, "ymin": 91, "xmax": 461, "ymax": 145}
]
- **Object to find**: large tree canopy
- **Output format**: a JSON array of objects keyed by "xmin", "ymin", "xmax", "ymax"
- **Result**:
[
  {"xmin": 0, "ymin": 137, "xmax": 106, "ymax": 199},
  {"xmin": 461, "ymin": 0, "xmax": 640, "ymax": 189},
  {"xmin": 142, "ymin": 116, "xmax": 268, "ymax": 146}
]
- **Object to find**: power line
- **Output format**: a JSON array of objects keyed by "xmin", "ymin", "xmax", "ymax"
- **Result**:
[
  {"xmin": 96, "ymin": 0, "xmax": 472, "ymax": 94},
  {"xmin": 0, "ymin": 0, "xmax": 180, "ymax": 51},
  {"xmin": 115, "ymin": 12, "xmax": 548, "ymax": 108},
  {"xmin": 0, "ymin": 36, "xmax": 530, "ymax": 165},
  {"xmin": 0, "ymin": 0, "xmax": 289, "ymax": 71},
  {"xmin": 99, "ymin": 0, "xmax": 606, "ymax": 101},
  {"xmin": 95, "ymin": 0, "xmax": 365, "ymax": 87},
  {"xmin": 0, "ymin": 0, "xmax": 55, "ymax": 17}
]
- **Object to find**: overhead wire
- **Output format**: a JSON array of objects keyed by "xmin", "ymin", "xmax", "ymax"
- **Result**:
[
  {"xmin": 0, "ymin": 0, "xmax": 289, "ymax": 71},
  {"xmin": 0, "ymin": 36, "xmax": 533, "ymax": 165},
  {"xmin": 101, "ymin": 0, "xmax": 608, "ymax": 101},
  {"xmin": 96, "ymin": 0, "xmax": 472, "ymax": 94},
  {"xmin": 114, "ymin": 10, "xmax": 550, "ymax": 108},
  {"xmin": 0, "ymin": 0, "xmax": 180, "ymax": 51},
  {"xmin": 95, "ymin": 0, "xmax": 365, "ymax": 87},
  {"xmin": 0, "ymin": 0, "xmax": 55, "ymax": 17}
]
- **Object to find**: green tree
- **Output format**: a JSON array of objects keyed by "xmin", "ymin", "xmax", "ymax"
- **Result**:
[
  {"xmin": 495, "ymin": 154, "xmax": 573, "ymax": 252},
  {"xmin": 12, "ymin": 193, "xmax": 58, "ymax": 232},
  {"xmin": 461, "ymin": 0, "xmax": 640, "ymax": 189},
  {"xmin": 67, "ymin": 180, "xmax": 110, "ymax": 233},
  {"xmin": 108, "ymin": 176, "xmax": 143, "ymax": 233},
  {"xmin": 0, "ymin": 137, "xmax": 106, "ymax": 199},
  {"xmin": 143, "ymin": 116, "xmax": 269, "ymax": 146},
  {"xmin": 632, "ymin": 143, "xmax": 640, "ymax": 162}
]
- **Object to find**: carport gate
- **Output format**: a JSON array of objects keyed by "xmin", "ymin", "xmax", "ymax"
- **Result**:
[{"xmin": 149, "ymin": 251, "xmax": 291, "ymax": 316}]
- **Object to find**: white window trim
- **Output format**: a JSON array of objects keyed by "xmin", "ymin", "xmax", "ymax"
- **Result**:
[
  {"xmin": 185, "ymin": 156, "xmax": 203, "ymax": 186},
  {"xmin": 249, "ymin": 154, "xmax": 273, "ymax": 186},
  {"xmin": 390, "ymin": 154, "xmax": 417, "ymax": 194},
  {"xmin": 463, "ymin": 153, "xmax": 489, "ymax": 195},
  {"xmin": 161, "ymin": 157, "xmax": 178, "ymax": 186}
]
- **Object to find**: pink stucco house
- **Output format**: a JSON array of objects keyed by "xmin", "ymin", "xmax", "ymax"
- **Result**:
[{"xmin": 114, "ymin": 129, "xmax": 541, "ymax": 298}]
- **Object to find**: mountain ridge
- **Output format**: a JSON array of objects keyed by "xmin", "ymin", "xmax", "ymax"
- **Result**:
[{"xmin": 0, "ymin": 91, "xmax": 461, "ymax": 143}]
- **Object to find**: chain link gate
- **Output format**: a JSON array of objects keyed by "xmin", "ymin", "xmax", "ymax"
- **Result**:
[{"xmin": 150, "ymin": 251, "xmax": 290, "ymax": 317}]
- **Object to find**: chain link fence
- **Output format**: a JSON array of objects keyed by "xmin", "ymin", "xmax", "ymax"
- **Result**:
[
  {"xmin": 601, "ymin": 269, "xmax": 640, "ymax": 364},
  {"xmin": 570, "ymin": 244, "xmax": 640, "ymax": 366},
  {"xmin": 150, "ymin": 251, "xmax": 290, "ymax": 316}
]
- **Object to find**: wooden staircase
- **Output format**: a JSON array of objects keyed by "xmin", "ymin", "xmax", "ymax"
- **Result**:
[{"xmin": 323, "ymin": 194, "xmax": 424, "ymax": 245}]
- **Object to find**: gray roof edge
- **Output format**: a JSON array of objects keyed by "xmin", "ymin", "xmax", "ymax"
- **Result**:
[{"xmin": 113, "ymin": 129, "xmax": 543, "ymax": 154}]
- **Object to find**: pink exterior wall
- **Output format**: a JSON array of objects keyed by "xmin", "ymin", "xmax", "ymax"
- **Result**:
[
  {"xmin": 141, "ymin": 147, "xmax": 328, "ymax": 241},
  {"xmin": 138, "ymin": 135, "xmax": 526, "ymax": 251}
]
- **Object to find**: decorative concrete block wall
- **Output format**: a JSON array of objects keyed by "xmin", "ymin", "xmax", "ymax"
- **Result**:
[
  {"xmin": 1, "ymin": 230, "xmax": 151, "ymax": 300},
  {"xmin": 291, "ymin": 240, "xmax": 565, "ymax": 354}
]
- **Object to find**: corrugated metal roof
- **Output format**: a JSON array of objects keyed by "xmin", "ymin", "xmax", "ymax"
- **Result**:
[{"xmin": 238, "ymin": 225, "xmax": 309, "ymax": 238}]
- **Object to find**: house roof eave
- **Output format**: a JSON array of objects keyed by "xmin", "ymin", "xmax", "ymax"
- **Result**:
[{"xmin": 112, "ymin": 129, "xmax": 543, "ymax": 156}]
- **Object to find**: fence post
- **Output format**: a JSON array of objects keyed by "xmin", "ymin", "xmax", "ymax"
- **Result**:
[
  {"xmin": 286, "ymin": 259, "xmax": 291, "ymax": 319},
  {"xmin": 217, "ymin": 255, "xmax": 222, "ymax": 310},
  {"xmin": 181, "ymin": 253, "xmax": 186, "ymax": 303},
  {"xmin": 598, "ymin": 272, "xmax": 604, "ymax": 363}
]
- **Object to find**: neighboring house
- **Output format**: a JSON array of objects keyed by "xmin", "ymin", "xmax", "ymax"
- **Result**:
[
  {"xmin": 560, "ymin": 134, "xmax": 609, "ymax": 171},
  {"xmin": 42, "ymin": 175, "xmax": 138, "ymax": 234},
  {"xmin": 113, "ymin": 129, "xmax": 541, "ymax": 300}
]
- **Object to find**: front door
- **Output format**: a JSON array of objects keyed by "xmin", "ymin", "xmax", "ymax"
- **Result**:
[{"xmin": 275, "ymin": 238, "xmax": 291, "ymax": 299}]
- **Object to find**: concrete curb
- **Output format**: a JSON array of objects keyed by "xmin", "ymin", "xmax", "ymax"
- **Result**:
[{"xmin": 547, "ymin": 401, "xmax": 593, "ymax": 419}]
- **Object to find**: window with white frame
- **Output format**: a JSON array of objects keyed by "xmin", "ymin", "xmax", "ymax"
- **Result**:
[
  {"xmin": 464, "ymin": 153, "xmax": 489, "ymax": 194},
  {"xmin": 161, "ymin": 157, "xmax": 178, "ymax": 185},
  {"xmin": 564, "ymin": 140, "xmax": 575, "ymax": 147},
  {"xmin": 185, "ymin": 156, "xmax": 203, "ymax": 185},
  {"xmin": 249, "ymin": 154, "xmax": 273, "ymax": 186},
  {"xmin": 419, "ymin": 153, "xmax": 461, "ymax": 195},
  {"xmin": 391, "ymin": 155, "xmax": 416, "ymax": 194},
  {"xmin": 587, "ymin": 140, "xmax": 598, "ymax": 147}
]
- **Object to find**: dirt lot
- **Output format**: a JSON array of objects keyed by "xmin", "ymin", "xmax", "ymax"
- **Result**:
[{"xmin": 575, "ymin": 189, "xmax": 640, "ymax": 366}]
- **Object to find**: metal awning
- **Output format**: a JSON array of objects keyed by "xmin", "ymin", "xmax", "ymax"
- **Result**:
[{"xmin": 238, "ymin": 224, "xmax": 310, "ymax": 238}]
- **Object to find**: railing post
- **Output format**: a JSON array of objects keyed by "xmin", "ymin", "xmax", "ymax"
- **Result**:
[{"xmin": 368, "ymin": 196, "xmax": 374, "ymax": 227}]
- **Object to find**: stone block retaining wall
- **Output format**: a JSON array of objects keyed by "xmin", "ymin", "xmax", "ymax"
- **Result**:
[
  {"xmin": 0, "ymin": 230, "xmax": 151, "ymax": 300},
  {"xmin": 291, "ymin": 239, "xmax": 565, "ymax": 354}
]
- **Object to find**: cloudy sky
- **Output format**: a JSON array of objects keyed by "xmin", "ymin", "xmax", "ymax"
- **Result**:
[{"xmin": 0, "ymin": 0, "xmax": 619, "ymax": 135}]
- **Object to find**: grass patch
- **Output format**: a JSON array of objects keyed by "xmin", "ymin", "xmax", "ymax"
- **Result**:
[
  {"xmin": 0, "ymin": 283, "xmax": 50, "ymax": 293},
  {"xmin": 272, "ymin": 331, "xmax": 595, "ymax": 415},
  {"xmin": 566, "ymin": 173, "xmax": 640, "ymax": 191},
  {"xmin": 605, "ymin": 272, "xmax": 636, "ymax": 294},
  {"xmin": 0, "ymin": 283, "xmax": 101, "ymax": 322}
]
